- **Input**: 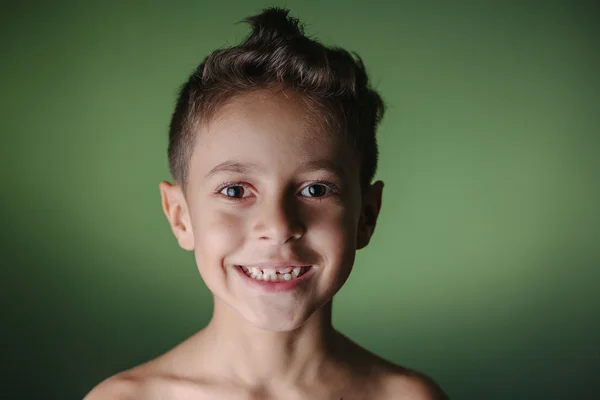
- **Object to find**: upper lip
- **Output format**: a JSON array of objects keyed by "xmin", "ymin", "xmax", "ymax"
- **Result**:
[{"xmin": 236, "ymin": 262, "xmax": 312, "ymax": 270}]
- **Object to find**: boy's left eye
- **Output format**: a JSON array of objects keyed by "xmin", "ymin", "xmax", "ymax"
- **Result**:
[{"xmin": 300, "ymin": 183, "xmax": 332, "ymax": 198}]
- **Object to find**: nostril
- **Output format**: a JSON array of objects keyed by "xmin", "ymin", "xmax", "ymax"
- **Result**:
[{"xmin": 251, "ymin": 205, "xmax": 305, "ymax": 243}]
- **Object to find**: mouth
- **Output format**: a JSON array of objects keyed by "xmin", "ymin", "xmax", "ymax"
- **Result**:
[{"xmin": 236, "ymin": 265, "xmax": 312, "ymax": 282}]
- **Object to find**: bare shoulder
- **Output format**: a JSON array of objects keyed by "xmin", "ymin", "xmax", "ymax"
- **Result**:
[
  {"xmin": 83, "ymin": 357, "xmax": 182, "ymax": 400},
  {"xmin": 378, "ymin": 368, "xmax": 449, "ymax": 400},
  {"xmin": 368, "ymin": 352, "xmax": 449, "ymax": 400},
  {"xmin": 83, "ymin": 360, "xmax": 248, "ymax": 400},
  {"xmin": 84, "ymin": 333, "xmax": 203, "ymax": 399},
  {"xmin": 82, "ymin": 339, "xmax": 229, "ymax": 400},
  {"xmin": 83, "ymin": 370, "xmax": 146, "ymax": 400},
  {"xmin": 337, "ymin": 333, "xmax": 449, "ymax": 400}
]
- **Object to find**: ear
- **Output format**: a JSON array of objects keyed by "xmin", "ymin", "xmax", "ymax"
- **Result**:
[
  {"xmin": 159, "ymin": 181, "xmax": 195, "ymax": 251},
  {"xmin": 356, "ymin": 180, "xmax": 384, "ymax": 250}
]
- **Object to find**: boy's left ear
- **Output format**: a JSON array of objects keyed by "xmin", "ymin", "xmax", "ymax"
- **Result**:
[{"xmin": 356, "ymin": 180, "xmax": 384, "ymax": 250}]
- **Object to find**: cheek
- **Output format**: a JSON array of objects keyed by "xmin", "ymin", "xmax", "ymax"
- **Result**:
[
  {"xmin": 193, "ymin": 210, "xmax": 244, "ymax": 266},
  {"xmin": 306, "ymin": 204, "xmax": 358, "ymax": 262}
]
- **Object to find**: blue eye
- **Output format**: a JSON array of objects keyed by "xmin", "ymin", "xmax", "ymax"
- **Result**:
[
  {"xmin": 300, "ymin": 183, "xmax": 332, "ymax": 198},
  {"xmin": 220, "ymin": 185, "xmax": 249, "ymax": 198}
]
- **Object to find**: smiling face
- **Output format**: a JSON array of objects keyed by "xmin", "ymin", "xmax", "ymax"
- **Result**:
[{"xmin": 160, "ymin": 89, "xmax": 383, "ymax": 331}]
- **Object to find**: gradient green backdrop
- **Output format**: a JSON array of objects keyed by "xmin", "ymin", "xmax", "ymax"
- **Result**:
[{"xmin": 2, "ymin": 1, "xmax": 598, "ymax": 399}]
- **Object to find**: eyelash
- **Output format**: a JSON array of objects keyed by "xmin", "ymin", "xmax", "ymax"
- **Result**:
[
  {"xmin": 215, "ymin": 180, "xmax": 340, "ymax": 201},
  {"xmin": 215, "ymin": 181, "xmax": 251, "ymax": 202},
  {"xmin": 306, "ymin": 180, "xmax": 341, "ymax": 199}
]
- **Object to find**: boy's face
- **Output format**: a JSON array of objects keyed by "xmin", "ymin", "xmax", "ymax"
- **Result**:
[{"xmin": 160, "ymin": 90, "xmax": 383, "ymax": 331}]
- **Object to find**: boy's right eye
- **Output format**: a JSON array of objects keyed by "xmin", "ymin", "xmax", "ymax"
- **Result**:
[{"xmin": 220, "ymin": 185, "xmax": 250, "ymax": 199}]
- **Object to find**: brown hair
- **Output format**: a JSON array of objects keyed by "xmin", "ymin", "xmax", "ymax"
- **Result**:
[{"xmin": 168, "ymin": 7, "xmax": 385, "ymax": 192}]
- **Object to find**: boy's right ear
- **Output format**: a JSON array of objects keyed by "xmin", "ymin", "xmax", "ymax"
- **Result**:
[{"xmin": 159, "ymin": 181, "xmax": 195, "ymax": 251}]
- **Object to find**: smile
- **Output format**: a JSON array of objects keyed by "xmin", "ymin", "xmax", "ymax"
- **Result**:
[{"xmin": 237, "ymin": 265, "xmax": 312, "ymax": 282}]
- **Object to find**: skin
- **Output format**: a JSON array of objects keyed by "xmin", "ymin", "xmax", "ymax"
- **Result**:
[{"xmin": 85, "ymin": 90, "xmax": 448, "ymax": 400}]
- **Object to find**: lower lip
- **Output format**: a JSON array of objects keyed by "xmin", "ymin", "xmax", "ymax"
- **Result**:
[{"xmin": 234, "ymin": 266, "xmax": 315, "ymax": 293}]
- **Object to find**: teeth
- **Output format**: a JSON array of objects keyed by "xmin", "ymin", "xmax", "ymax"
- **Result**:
[
  {"xmin": 263, "ymin": 268, "xmax": 276, "ymax": 277},
  {"xmin": 240, "ymin": 266, "xmax": 310, "ymax": 282}
]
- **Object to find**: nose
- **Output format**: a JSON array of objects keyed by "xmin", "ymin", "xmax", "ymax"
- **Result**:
[{"xmin": 251, "ymin": 196, "xmax": 305, "ymax": 244}]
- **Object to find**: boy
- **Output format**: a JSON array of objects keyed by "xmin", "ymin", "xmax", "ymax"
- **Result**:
[{"xmin": 86, "ymin": 7, "xmax": 447, "ymax": 400}]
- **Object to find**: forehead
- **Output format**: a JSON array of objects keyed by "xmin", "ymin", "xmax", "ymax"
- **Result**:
[{"xmin": 189, "ymin": 91, "xmax": 358, "ymax": 179}]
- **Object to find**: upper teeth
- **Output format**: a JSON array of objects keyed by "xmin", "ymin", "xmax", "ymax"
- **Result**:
[{"xmin": 241, "ymin": 266, "xmax": 306, "ymax": 281}]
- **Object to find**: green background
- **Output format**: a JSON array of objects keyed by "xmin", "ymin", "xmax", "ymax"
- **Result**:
[{"xmin": 2, "ymin": 1, "xmax": 598, "ymax": 399}]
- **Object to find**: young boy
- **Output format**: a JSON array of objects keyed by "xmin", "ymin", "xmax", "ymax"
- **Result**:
[{"xmin": 86, "ymin": 7, "xmax": 447, "ymax": 400}]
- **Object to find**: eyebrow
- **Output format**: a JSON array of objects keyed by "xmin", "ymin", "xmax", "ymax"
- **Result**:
[
  {"xmin": 204, "ymin": 159, "xmax": 348, "ymax": 180},
  {"xmin": 299, "ymin": 160, "xmax": 348, "ymax": 180},
  {"xmin": 204, "ymin": 161, "xmax": 263, "ymax": 179}
]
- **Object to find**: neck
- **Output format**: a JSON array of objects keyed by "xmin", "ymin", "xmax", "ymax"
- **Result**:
[{"xmin": 199, "ymin": 298, "xmax": 339, "ymax": 386}]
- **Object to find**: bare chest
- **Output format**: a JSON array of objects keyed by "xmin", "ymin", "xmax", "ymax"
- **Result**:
[{"xmin": 151, "ymin": 378, "xmax": 379, "ymax": 400}]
